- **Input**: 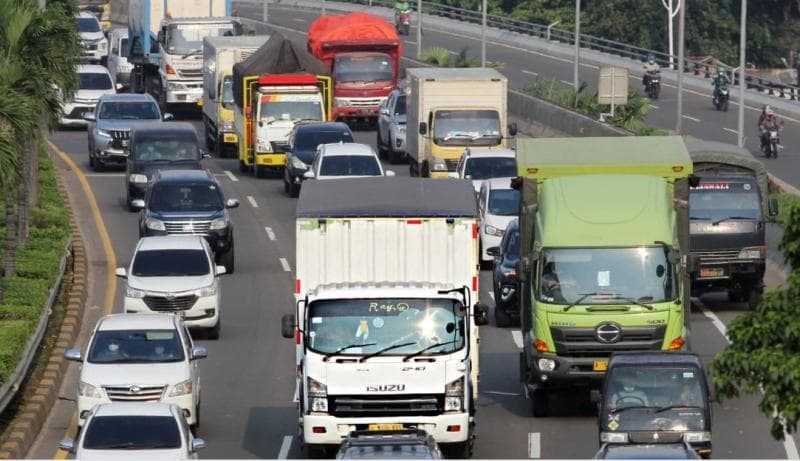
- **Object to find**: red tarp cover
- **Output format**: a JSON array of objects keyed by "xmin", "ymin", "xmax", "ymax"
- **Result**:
[{"xmin": 307, "ymin": 12, "xmax": 402, "ymax": 60}]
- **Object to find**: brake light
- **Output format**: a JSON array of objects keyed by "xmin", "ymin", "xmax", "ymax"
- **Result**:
[
  {"xmin": 165, "ymin": 64, "xmax": 176, "ymax": 75},
  {"xmin": 295, "ymin": 279, "xmax": 301, "ymax": 294},
  {"xmin": 668, "ymin": 337, "xmax": 685, "ymax": 350},
  {"xmin": 472, "ymin": 276, "xmax": 478, "ymax": 292},
  {"xmin": 472, "ymin": 223, "xmax": 478, "ymax": 239},
  {"xmin": 295, "ymin": 329, "xmax": 301, "ymax": 345},
  {"xmin": 534, "ymin": 340, "xmax": 549, "ymax": 352},
  {"xmin": 407, "ymin": 219, "xmax": 422, "ymax": 225}
]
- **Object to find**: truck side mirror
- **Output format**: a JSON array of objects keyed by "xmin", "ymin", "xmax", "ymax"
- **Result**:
[
  {"xmin": 418, "ymin": 122, "xmax": 427, "ymax": 135},
  {"xmin": 688, "ymin": 174, "xmax": 701, "ymax": 188},
  {"xmin": 209, "ymin": 87, "xmax": 216, "ymax": 100},
  {"xmin": 258, "ymin": 120, "xmax": 264, "ymax": 127},
  {"xmin": 667, "ymin": 249, "xmax": 681, "ymax": 265},
  {"xmin": 590, "ymin": 389, "xmax": 602, "ymax": 405},
  {"xmin": 769, "ymin": 198, "xmax": 779, "ymax": 217},
  {"xmin": 508, "ymin": 122, "xmax": 518, "ymax": 137},
  {"xmin": 281, "ymin": 314, "xmax": 296, "ymax": 339},
  {"xmin": 473, "ymin": 303, "xmax": 489, "ymax": 326}
]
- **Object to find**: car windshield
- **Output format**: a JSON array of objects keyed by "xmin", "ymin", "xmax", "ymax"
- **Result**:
[
  {"xmin": 294, "ymin": 130, "xmax": 354, "ymax": 151},
  {"xmin": 689, "ymin": 182, "xmax": 762, "ymax": 221},
  {"xmin": 604, "ymin": 366, "xmax": 705, "ymax": 411},
  {"xmin": 132, "ymin": 139, "xmax": 198, "ymax": 162},
  {"xmin": 82, "ymin": 416, "xmax": 182, "ymax": 450},
  {"xmin": 79, "ymin": 73, "xmax": 113, "ymax": 90},
  {"xmin": 165, "ymin": 23, "xmax": 238, "ymax": 55},
  {"xmin": 77, "ymin": 17, "xmax": 101, "ymax": 33},
  {"xmin": 119, "ymin": 38, "xmax": 130, "ymax": 57},
  {"xmin": 87, "ymin": 329, "xmax": 185, "ymax": 364},
  {"xmin": 334, "ymin": 54, "xmax": 393, "ymax": 83},
  {"xmin": 148, "ymin": 183, "xmax": 224, "ymax": 213},
  {"xmin": 537, "ymin": 247, "xmax": 677, "ymax": 304},
  {"xmin": 465, "ymin": 157, "xmax": 516, "ymax": 180},
  {"xmin": 132, "ymin": 249, "xmax": 209, "ymax": 277},
  {"xmin": 98, "ymin": 102, "xmax": 160, "ymax": 120},
  {"xmin": 394, "ymin": 95, "xmax": 406, "ymax": 116},
  {"xmin": 221, "ymin": 76, "xmax": 234, "ymax": 110},
  {"xmin": 307, "ymin": 298, "xmax": 466, "ymax": 356},
  {"xmin": 320, "ymin": 155, "xmax": 381, "ymax": 176},
  {"xmin": 260, "ymin": 96, "xmax": 323, "ymax": 122},
  {"xmin": 488, "ymin": 189, "xmax": 519, "ymax": 216},
  {"xmin": 434, "ymin": 110, "xmax": 501, "ymax": 146}
]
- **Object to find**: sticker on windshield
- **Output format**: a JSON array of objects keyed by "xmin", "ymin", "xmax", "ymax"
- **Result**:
[
  {"xmin": 311, "ymin": 317, "xmax": 322, "ymax": 324},
  {"xmin": 355, "ymin": 320, "xmax": 369, "ymax": 340},
  {"xmin": 597, "ymin": 270, "xmax": 611, "ymax": 287},
  {"xmin": 372, "ymin": 318, "xmax": 385, "ymax": 328},
  {"xmin": 145, "ymin": 332, "xmax": 175, "ymax": 341},
  {"xmin": 683, "ymin": 372, "xmax": 694, "ymax": 378}
]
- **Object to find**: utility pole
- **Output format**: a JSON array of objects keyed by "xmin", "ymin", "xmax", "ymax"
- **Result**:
[
  {"xmin": 675, "ymin": 0, "xmax": 685, "ymax": 133},
  {"xmin": 481, "ymin": 0, "xmax": 487, "ymax": 67},
  {"xmin": 737, "ymin": 0, "xmax": 747, "ymax": 148},
  {"xmin": 263, "ymin": 0, "xmax": 268, "ymax": 22},
  {"xmin": 660, "ymin": 0, "xmax": 681, "ymax": 69},
  {"xmin": 37, "ymin": 0, "xmax": 45, "ymax": 8},
  {"xmin": 416, "ymin": 0, "xmax": 422, "ymax": 60},
  {"xmin": 573, "ymin": 0, "xmax": 580, "ymax": 91}
]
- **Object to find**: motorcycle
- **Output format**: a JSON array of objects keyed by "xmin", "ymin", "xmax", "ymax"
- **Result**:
[
  {"xmin": 762, "ymin": 128, "xmax": 780, "ymax": 158},
  {"xmin": 395, "ymin": 9, "xmax": 411, "ymax": 35},
  {"xmin": 645, "ymin": 71, "xmax": 661, "ymax": 99},
  {"xmin": 713, "ymin": 84, "xmax": 730, "ymax": 111}
]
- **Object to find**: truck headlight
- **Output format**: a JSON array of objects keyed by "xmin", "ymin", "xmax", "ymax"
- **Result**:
[
  {"xmin": 167, "ymin": 81, "xmax": 185, "ymax": 91},
  {"xmin": 79, "ymin": 381, "xmax": 103, "ymax": 399},
  {"xmin": 738, "ymin": 246, "xmax": 764, "ymax": 259},
  {"xmin": 145, "ymin": 217, "xmax": 165, "ymax": 231},
  {"xmin": 307, "ymin": 377, "xmax": 328, "ymax": 413},
  {"xmin": 125, "ymin": 286, "xmax": 147, "ymax": 298},
  {"xmin": 195, "ymin": 282, "xmax": 217, "ymax": 297},
  {"xmin": 599, "ymin": 432, "xmax": 629, "ymax": 443},
  {"xmin": 256, "ymin": 138, "xmax": 272, "ymax": 153},
  {"xmin": 221, "ymin": 120, "xmax": 234, "ymax": 131},
  {"xmin": 430, "ymin": 156, "xmax": 447, "ymax": 171},
  {"xmin": 209, "ymin": 217, "xmax": 229, "ymax": 231},
  {"xmin": 683, "ymin": 431, "xmax": 711, "ymax": 442},
  {"xmin": 129, "ymin": 173, "xmax": 148, "ymax": 184},
  {"xmin": 484, "ymin": 224, "xmax": 504, "ymax": 237},
  {"xmin": 334, "ymin": 97, "xmax": 350, "ymax": 108},
  {"xmin": 444, "ymin": 376, "xmax": 464, "ymax": 411},
  {"xmin": 167, "ymin": 379, "xmax": 193, "ymax": 397},
  {"xmin": 291, "ymin": 156, "xmax": 309, "ymax": 170},
  {"xmin": 537, "ymin": 358, "xmax": 556, "ymax": 372}
]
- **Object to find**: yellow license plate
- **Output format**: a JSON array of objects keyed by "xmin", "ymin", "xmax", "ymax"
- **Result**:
[
  {"xmin": 700, "ymin": 267, "xmax": 725, "ymax": 278},
  {"xmin": 223, "ymin": 133, "xmax": 238, "ymax": 143},
  {"xmin": 593, "ymin": 360, "xmax": 608, "ymax": 371},
  {"xmin": 196, "ymin": 99, "xmax": 203, "ymax": 107},
  {"xmin": 368, "ymin": 424, "xmax": 404, "ymax": 431}
]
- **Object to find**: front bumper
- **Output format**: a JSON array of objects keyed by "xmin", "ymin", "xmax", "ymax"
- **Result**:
[
  {"xmin": 524, "ymin": 351, "xmax": 607, "ymax": 387},
  {"xmin": 333, "ymin": 106, "xmax": 380, "ymax": 120},
  {"xmin": 255, "ymin": 152, "xmax": 286, "ymax": 168},
  {"xmin": 78, "ymin": 392, "xmax": 195, "ymax": 427},
  {"xmin": 124, "ymin": 294, "xmax": 219, "ymax": 329},
  {"xmin": 165, "ymin": 84, "xmax": 203, "ymax": 104},
  {"xmin": 81, "ymin": 48, "xmax": 107, "ymax": 63},
  {"xmin": 691, "ymin": 259, "xmax": 765, "ymax": 292},
  {"xmin": 60, "ymin": 104, "xmax": 95, "ymax": 127},
  {"xmin": 143, "ymin": 226, "xmax": 233, "ymax": 254},
  {"xmin": 303, "ymin": 412, "xmax": 469, "ymax": 445}
]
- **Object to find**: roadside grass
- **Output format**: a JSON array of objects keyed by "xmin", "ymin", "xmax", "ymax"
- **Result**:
[{"xmin": 771, "ymin": 192, "xmax": 800, "ymax": 226}]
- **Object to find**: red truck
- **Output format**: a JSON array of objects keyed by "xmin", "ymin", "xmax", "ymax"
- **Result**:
[{"xmin": 307, "ymin": 12, "xmax": 402, "ymax": 124}]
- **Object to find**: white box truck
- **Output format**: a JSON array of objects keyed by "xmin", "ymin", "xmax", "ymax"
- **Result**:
[
  {"xmin": 281, "ymin": 177, "xmax": 488, "ymax": 458},
  {"xmin": 405, "ymin": 67, "xmax": 516, "ymax": 179},
  {"xmin": 202, "ymin": 35, "xmax": 269, "ymax": 157}
]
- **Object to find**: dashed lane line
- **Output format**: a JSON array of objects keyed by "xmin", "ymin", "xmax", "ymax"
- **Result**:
[
  {"xmin": 723, "ymin": 127, "xmax": 738, "ymax": 134},
  {"xmin": 681, "ymin": 115, "xmax": 701, "ymax": 123},
  {"xmin": 280, "ymin": 257, "xmax": 292, "ymax": 272},
  {"xmin": 247, "ymin": 195, "xmax": 259, "ymax": 208},
  {"xmin": 278, "ymin": 435, "xmax": 293, "ymax": 459},
  {"xmin": 528, "ymin": 432, "xmax": 541, "ymax": 458},
  {"xmin": 649, "ymin": 104, "xmax": 660, "ymax": 109},
  {"xmin": 404, "ymin": 40, "xmax": 417, "ymax": 45},
  {"xmin": 224, "ymin": 170, "xmax": 239, "ymax": 182},
  {"xmin": 522, "ymin": 70, "xmax": 539, "ymax": 76},
  {"xmin": 488, "ymin": 291, "xmax": 495, "ymax": 301},
  {"xmin": 511, "ymin": 331, "xmax": 523, "ymax": 349},
  {"xmin": 560, "ymin": 80, "xmax": 572, "ymax": 86},
  {"xmin": 482, "ymin": 390, "xmax": 521, "ymax": 396},
  {"xmin": 265, "ymin": 227, "xmax": 277, "ymax": 241}
]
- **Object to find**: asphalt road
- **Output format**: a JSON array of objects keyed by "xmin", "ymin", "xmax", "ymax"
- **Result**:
[{"xmin": 35, "ymin": 4, "xmax": 800, "ymax": 458}]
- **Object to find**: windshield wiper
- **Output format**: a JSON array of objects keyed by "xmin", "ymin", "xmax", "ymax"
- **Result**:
[
  {"xmin": 402, "ymin": 340, "xmax": 458, "ymax": 362},
  {"xmin": 563, "ymin": 292, "xmax": 600, "ymax": 312},
  {"xmin": 180, "ymin": 49, "xmax": 202, "ymax": 59},
  {"xmin": 653, "ymin": 404, "xmax": 703, "ymax": 414},
  {"xmin": 690, "ymin": 216, "xmax": 712, "ymax": 220},
  {"xmin": 93, "ymin": 443, "xmax": 139, "ymax": 449},
  {"xmin": 359, "ymin": 342, "xmax": 417, "ymax": 362},
  {"xmin": 712, "ymin": 216, "xmax": 755, "ymax": 225},
  {"xmin": 610, "ymin": 405, "xmax": 655, "ymax": 414},
  {"xmin": 321, "ymin": 343, "xmax": 376, "ymax": 362},
  {"xmin": 609, "ymin": 295, "xmax": 654, "ymax": 311}
]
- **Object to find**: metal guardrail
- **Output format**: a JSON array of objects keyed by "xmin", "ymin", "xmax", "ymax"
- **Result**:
[
  {"xmin": 329, "ymin": 0, "xmax": 800, "ymax": 102},
  {"xmin": 0, "ymin": 238, "xmax": 72, "ymax": 414}
]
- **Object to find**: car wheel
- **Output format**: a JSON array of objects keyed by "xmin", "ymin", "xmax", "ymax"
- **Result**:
[
  {"xmin": 238, "ymin": 159, "xmax": 248, "ymax": 173},
  {"xmin": 441, "ymin": 441, "xmax": 471, "ymax": 459},
  {"xmin": 494, "ymin": 298, "xmax": 512, "ymax": 328},
  {"xmin": 289, "ymin": 181, "xmax": 300, "ymax": 198},
  {"xmin": 376, "ymin": 129, "xmax": 387, "ymax": 158},
  {"xmin": 283, "ymin": 168, "xmax": 291, "ymax": 194},
  {"xmin": 218, "ymin": 242, "xmax": 235, "ymax": 274},
  {"xmin": 388, "ymin": 147, "xmax": 405, "ymax": 165},
  {"xmin": 88, "ymin": 153, "xmax": 95, "ymax": 169}
]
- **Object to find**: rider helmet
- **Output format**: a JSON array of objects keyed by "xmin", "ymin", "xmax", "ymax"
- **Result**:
[{"xmin": 647, "ymin": 53, "xmax": 656, "ymax": 64}]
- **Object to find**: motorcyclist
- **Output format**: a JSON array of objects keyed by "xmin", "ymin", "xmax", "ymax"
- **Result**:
[
  {"xmin": 712, "ymin": 66, "xmax": 731, "ymax": 103},
  {"xmin": 759, "ymin": 107, "xmax": 784, "ymax": 150},
  {"xmin": 757, "ymin": 104, "xmax": 772, "ymax": 127},
  {"xmin": 394, "ymin": 0, "xmax": 411, "ymax": 24},
  {"xmin": 642, "ymin": 53, "xmax": 660, "ymax": 89}
]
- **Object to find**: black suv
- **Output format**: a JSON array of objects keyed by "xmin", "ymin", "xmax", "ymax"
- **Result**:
[
  {"xmin": 487, "ymin": 218, "xmax": 519, "ymax": 327},
  {"xmin": 133, "ymin": 170, "xmax": 239, "ymax": 273},
  {"xmin": 284, "ymin": 122, "xmax": 354, "ymax": 197},
  {"xmin": 335, "ymin": 429, "xmax": 442, "ymax": 459},
  {"xmin": 126, "ymin": 122, "xmax": 208, "ymax": 210}
]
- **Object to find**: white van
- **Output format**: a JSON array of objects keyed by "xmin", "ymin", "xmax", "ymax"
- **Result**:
[{"xmin": 107, "ymin": 28, "xmax": 133, "ymax": 88}]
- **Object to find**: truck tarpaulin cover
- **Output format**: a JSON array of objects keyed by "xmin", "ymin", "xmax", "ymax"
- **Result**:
[
  {"xmin": 307, "ymin": 12, "xmax": 402, "ymax": 61},
  {"xmin": 232, "ymin": 32, "xmax": 329, "ymax": 108}
]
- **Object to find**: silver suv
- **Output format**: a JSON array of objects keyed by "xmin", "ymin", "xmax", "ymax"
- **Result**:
[
  {"xmin": 84, "ymin": 94, "xmax": 173, "ymax": 171},
  {"xmin": 376, "ymin": 88, "xmax": 407, "ymax": 164}
]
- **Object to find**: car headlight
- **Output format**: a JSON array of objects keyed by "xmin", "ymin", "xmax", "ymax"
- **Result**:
[
  {"xmin": 444, "ymin": 376, "xmax": 464, "ymax": 411},
  {"xmin": 125, "ymin": 286, "xmax": 147, "ymax": 298},
  {"xmin": 683, "ymin": 431, "xmax": 711, "ymax": 442},
  {"xmin": 738, "ymin": 246, "xmax": 764, "ymax": 260},
  {"xmin": 430, "ymin": 156, "xmax": 447, "ymax": 171},
  {"xmin": 484, "ymin": 224, "xmax": 504, "ymax": 237},
  {"xmin": 599, "ymin": 432, "xmax": 629, "ymax": 443},
  {"xmin": 291, "ymin": 156, "xmax": 309, "ymax": 170},
  {"xmin": 145, "ymin": 217, "xmax": 165, "ymax": 231},
  {"xmin": 79, "ymin": 381, "xmax": 103, "ymax": 399},
  {"xmin": 307, "ymin": 377, "xmax": 328, "ymax": 413},
  {"xmin": 95, "ymin": 129, "xmax": 111, "ymax": 138},
  {"xmin": 98, "ymin": 40, "xmax": 108, "ymax": 51},
  {"xmin": 129, "ymin": 173, "xmax": 148, "ymax": 184},
  {"xmin": 334, "ymin": 97, "xmax": 351, "ymax": 108},
  {"xmin": 209, "ymin": 217, "xmax": 229, "ymax": 231},
  {"xmin": 256, "ymin": 138, "xmax": 272, "ymax": 153},
  {"xmin": 196, "ymin": 282, "xmax": 217, "ymax": 297},
  {"xmin": 394, "ymin": 123, "xmax": 406, "ymax": 133},
  {"xmin": 167, "ymin": 379, "xmax": 193, "ymax": 397}
]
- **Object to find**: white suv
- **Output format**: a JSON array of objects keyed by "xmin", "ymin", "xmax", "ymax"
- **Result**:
[
  {"xmin": 76, "ymin": 12, "xmax": 108, "ymax": 64},
  {"xmin": 478, "ymin": 178, "xmax": 520, "ymax": 265},
  {"xmin": 304, "ymin": 142, "xmax": 395, "ymax": 180},
  {"xmin": 60, "ymin": 65, "xmax": 119, "ymax": 128},
  {"xmin": 456, "ymin": 147, "xmax": 517, "ymax": 194},
  {"xmin": 65, "ymin": 313, "xmax": 206, "ymax": 429},
  {"xmin": 117, "ymin": 236, "xmax": 225, "ymax": 338}
]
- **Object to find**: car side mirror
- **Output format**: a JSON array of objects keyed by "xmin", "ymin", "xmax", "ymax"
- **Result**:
[
  {"xmin": 473, "ymin": 303, "xmax": 489, "ymax": 326},
  {"xmin": 83, "ymin": 112, "xmax": 96, "ymax": 122},
  {"xmin": 303, "ymin": 170, "xmax": 315, "ymax": 179},
  {"xmin": 130, "ymin": 199, "xmax": 145, "ymax": 210},
  {"xmin": 486, "ymin": 246, "xmax": 501, "ymax": 257},
  {"xmin": 58, "ymin": 439, "xmax": 75, "ymax": 453},
  {"xmin": 190, "ymin": 346, "xmax": 208, "ymax": 360},
  {"xmin": 112, "ymin": 47, "xmax": 118, "ymax": 55},
  {"xmin": 201, "ymin": 149, "xmax": 211, "ymax": 159},
  {"xmin": 464, "ymin": 174, "xmax": 472, "ymax": 179},
  {"xmin": 385, "ymin": 170, "xmax": 396, "ymax": 177},
  {"xmin": 258, "ymin": 120, "xmax": 264, "ymax": 127},
  {"xmin": 115, "ymin": 267, "xmax": 127, "ymax": 278},
  {"xmin": 162, "ymin": 113, "xmax": 174, "ymax": 121},
  {"xmin": 282, "ymin": 314, "xmax": 296, "ymax": 339},
  {"xmin": 769, "ymin": 197, "xmax": 779, "ymax": 217},
  {"xmin": 590, "ymin": 389, "xmax": 602, "ymax": 404},
  {"xmin": 216, "ymin": 265, "xmax": 227, "ymax": 275},
  {"xmin": 667, "ymin": 249, "xmax": 681, "ymax": 265},
  {"xmin": 418, "ymin": 122, "xmax": 427, "ymax": 135},
  {"xmin": 116, "ymin": 83, "xmax": 123, "ymax": 91},
  {"xmin": 508, "ymin": 122, "xmax": 518, "ymax": 137},
  {"xmin": 65, "ymin": 348, "xmax": 82, "ymax": 362},
  {"xmin": 226, "ymin": 198, "xmax": 239, "ymax": 209},
  {"xmin": 191, "ymin": 438, "xmax": 206, "ymax": 452}
]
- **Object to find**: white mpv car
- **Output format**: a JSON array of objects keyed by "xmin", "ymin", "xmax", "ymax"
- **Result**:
[
  {"xmin": 478, "ymin": 178, "xmax": 520, "ymax": 265},
  {"xmin": 65, "ymin": 313, "xmax": 206, "ymax": 429},
  {"xmin": 117, "ymin": 236, "xmax": 225, "ymax": 338}
]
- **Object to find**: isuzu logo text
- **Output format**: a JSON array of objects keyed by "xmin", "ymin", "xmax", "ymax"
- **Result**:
[{"xmin": 366, "ymin": 384, "xmax": 406, "ymax": 392}]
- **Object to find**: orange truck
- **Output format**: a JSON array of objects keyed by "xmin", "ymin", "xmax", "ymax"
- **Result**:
[{"xmin": 307, "ymin": 13, "xmax": 402, "ymax": 124}]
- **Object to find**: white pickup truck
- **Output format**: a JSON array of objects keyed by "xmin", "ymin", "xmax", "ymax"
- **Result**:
[{"xmin": 282, "ymin": 177, "xmax": 488, "ymax": 458}]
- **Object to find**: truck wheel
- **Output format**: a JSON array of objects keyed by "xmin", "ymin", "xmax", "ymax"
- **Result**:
[
  {"xmin": 727, "ymin": 290, "xmax": 746, "ymax": 303},
  {"xmin": 441, "ymin": 442, "xmax": 471, "ymax": 459},
  {"xmin": 531, "ymin": 388, "xmax": 549, "ymax": 417},
  {"xmin": 303, "ymin": 444, "xmax": 328, "ymax": 459},
  {"xmin": 238, "ymin": 160, "xmax": 248, "ymax": 173},
  {"xmin": 409, "ymin": 161, "xmax": 418, "ymax": 177},
  {"xmin": 421, "ymin": 161, "xmax": 430, "ymax": 178}
]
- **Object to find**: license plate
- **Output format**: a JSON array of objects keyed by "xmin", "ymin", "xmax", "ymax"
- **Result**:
[
  {"xmin": 121, "ymin": 140, "xmax": 129, "ymax": 147},
  {"xmin": 700, "ymin": 267, "xmax": 725, "ymax": 278},
  {"xmin": 593, "ymin": 360, "xmax": 608, "ymax": 372},
  {"xmin": 196, "ymin": 98, "xmax": 203, "ymax": 106},
  {"xmin": 223, "ymin": 133, "xmax": 237, "ymax": 143},
  {"xmin": 177, "ymin": 94, "xmax": 186, "ymax": 101},
  {"xmin": 368, "ymin": 423, "xmax": 404, "ymax": 431}
]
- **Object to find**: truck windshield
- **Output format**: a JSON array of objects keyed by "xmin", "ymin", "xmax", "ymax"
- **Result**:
[
  {"xmin": 689, "ymin": 182, "xmax": 761, "ymax": 221},
  {"xmin": 604, "ymin": 366, "xmax": 705, "ymax": 413},
  {"xmin": 434, "ymin": 110, "xmax": 501, "ymax": 146},
  {"xmin": 307, "ymin": 299, "xmax": 466, "ymax": 357},
  {"xmin": 79, "ymin": 73, "xmax": 113, "ymax": 90},
  {"xmin": 148, "ymin": 183, "xmax": 223, "ymax": 213},
  {"xmin": 165, "ymin": 23, "xmax": 239, "ymax": 55},
  {"xmin": 221, "ymin": 76, "xmax": 234, "ymax": 110},
  {"xmin": 77, "ymin": 17, "xmax": 101, "ymax": 33},
  {"xmin": 334, "ymin": 54, "xmax": 393, "ymax": 83},
  {"xmin": 537, "ymin": 247, "xmax": 677, "ymax": 305},
  {"xmin": 260, "ymin": 95, "xmax": 323, "ymax": 122},
  {"xmin": 466, "ymin": 158, "xmax": 517, "ymax": 180}
]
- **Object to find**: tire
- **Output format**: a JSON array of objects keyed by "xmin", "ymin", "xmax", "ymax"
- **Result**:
[
  {"xmin": 284, "ymin": 168, "xmax": 300, "ymax": 197},
  {"xmin": 191, "ymin": 400, "xmax": 201, "ymax": 434},
  {"xmin": 421, "ymin": 161, "xmax": 430, "ymax": 178},
  {"xmin": 206, "ymin": 320, "xmax": 220, "ymax": 340},
  {"xmin": 409, "ymin": 160, "xmax": 418, "ymax": 177},
  {"xmin": 441, "ymin": 442, "xmax": 471, "ymax": 459},
  {"xmin": 772, "ymin": 141, "xmax": 779, "ymax": 159},
  {"xmin": 388, "ymin": 147, "xmax": 405, "ymax": 164},
  {"xmin": 238, "ymin": 159, "xmax": 248, "ymax": 173},
  {"xmin": 303, "ymin": 444, "xmax": 328, "ymax": 459},
  {"xmin": 494, "ymin": 299, "xmax": 512, "ymax": 327},
  {"xmin": 653, "ymin": 84, "xmax": 660, "ymax": 100},
  {"xmin": 722, "ymin": 99, "xmax": 729, "ymax": 112},
  {"xmin": 218, "ymin": 244, "xmax": 234, "ymax": 274},
  {"xmin": 531, "ymin": 387, "xmax": 549, "ymax": 417},
  {"xmin": 727, "ymin": 290, "xmax": 746, "ymax": 303},
  {"xmin": 89, "ymin": 153, "xmax": 96, "ymax": 170},
  {"xmin": 376, "ymin": 129, "xmax": 387, "ymax": 158}
]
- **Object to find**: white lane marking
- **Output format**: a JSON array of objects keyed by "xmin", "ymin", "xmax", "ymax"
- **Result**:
[
  {"xmin": 247, "ymin": 195, "xmax": 259, "ymax": 208},
  {"xmin": 292, "ymin": 18, "xmax": 306, "ymax": 22},
  {"xmin": 482, "ymin": 390, "xmax": 521, "ymax": 396},
  {"xmin": 649, "ymin": 104, "xmax": 660, "ymax": 109},
  {"xmin": 488, "ymin": 291, "xmax": 495, "ymax": 301},
  {"xmin": 223, "ymin": 170, "xmax": 239, "ymax": 182},
  {"xmin": 265, "ymin": 227, "xmax": 277, "ymax": 241},
  {"xmin": 522, "ymin": 69, "xmax": 538, "ymax": 76},
  {"xmin": 560, "ymin": 80, "xmax": 572, "ymax": 86},
  {"xmin": 528, "ymin": 432, "xmax": 541, "ymax": 458},
  {"xmin": 778, "ymin": 144, "xmax": 785, "ymax": 150},
  {"xmin": 682, "ymin": 115, "xmax": 701, "ymax": 123},
  {"xmin": 293, "ymin": 385, "xmax": 299, "ymax": 403},
  {"xmin": 723, "ymin": 127, "xmax": 738, "ymax": 134},
  {"xmin": 404, "ymin": 40, "xmax": 417, "ymax": 45},
  {"xmin": 278, "ymin": 435, "xmax": 293, "ymax": 459},
  {"xmin": 280, "ymin": 257, "xmax": 292, "ymax": 272},
  {"xmin": 511, "ymin": 331, "xmax": 523, "ymax": 349}
]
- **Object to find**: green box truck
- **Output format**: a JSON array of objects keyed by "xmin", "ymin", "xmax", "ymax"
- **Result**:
[{"xmin": 514, "ymin": 136, "xmax": 694, "ymax": 417}]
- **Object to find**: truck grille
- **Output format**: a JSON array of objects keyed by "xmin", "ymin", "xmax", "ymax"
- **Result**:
[
  {"xmin": 163, "ymin": 220, "xmax": 211, "ymax": 235},
  {"xmin": 349, "ymin": 98, "xmax": 383, "ymax": 108},
  {"xmin": 143, "ymin": 294, "xmax": 198, "ymax": 311},
  {"xmin": 628, "ymin": 431, "xmax": 684, "ymax": 444},
  {"xmin": 693, "ymin": 249, "xmax": 740, "ymax": 263},
  {"xmin": 177, "ymin": 69, "xmax": 203, "ymax": 79},
  {"xmin": 330, "ymin": 395, "xmax": 443, "ymax": 417},
  {"xmin": 550, "ymin": 325, "xmax": 666, "ymax": 357},
  {"xmin": 82, "ymin": 42, "xmax": 98, "ymax": 51},
  {"xmin": 104, "ymin": 385, "xmax": 166, "ymax": 402}
]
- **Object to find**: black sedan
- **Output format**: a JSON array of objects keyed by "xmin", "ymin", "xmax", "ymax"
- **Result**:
[
  {"xmin": 283, "ymin": 122, "xmax": 354, "ymax": 197},
  {"xmin": 486, "ymin": 218, "xmax": 519, "ymax": 327}
]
